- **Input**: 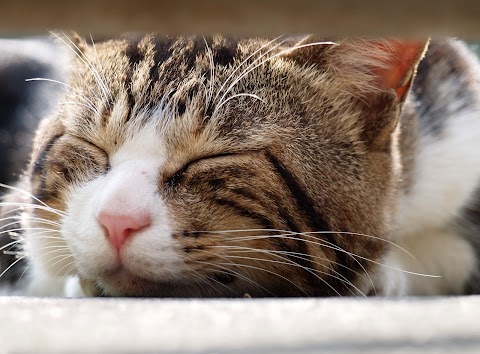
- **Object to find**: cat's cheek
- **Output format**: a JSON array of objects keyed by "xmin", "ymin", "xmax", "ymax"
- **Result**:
[{"xmin": 22, "ymin": 212, "xmax": 76, "ymax": 279}]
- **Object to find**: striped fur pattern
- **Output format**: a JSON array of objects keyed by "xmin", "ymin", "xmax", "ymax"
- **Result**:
[{"xmin": 1, "ymin": 35, "xmax": 480, "ymax": 297}]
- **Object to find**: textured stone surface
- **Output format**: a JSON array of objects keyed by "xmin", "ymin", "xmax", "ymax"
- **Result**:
[{"xmin": 0, "ymin": 296, "xmax": 479, "ymax": 353}]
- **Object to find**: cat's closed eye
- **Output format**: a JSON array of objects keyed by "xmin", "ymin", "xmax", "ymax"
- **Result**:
[
  {"xmin": 32, "ymin": 134, "xmax": 109, "ymax": 192},
  {"xmin": 165, "ymin": 152, "xmax": 243, "ymax": 188}
]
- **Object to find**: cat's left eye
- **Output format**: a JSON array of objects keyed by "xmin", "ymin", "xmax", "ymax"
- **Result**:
[{"xmin": 165, "ymin": 153, "xmax": 238, "ymax": 188}]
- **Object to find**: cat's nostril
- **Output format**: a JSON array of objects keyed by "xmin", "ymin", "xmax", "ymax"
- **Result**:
[{"xmin": 97, "ymin": 210, "xmax": 152, "ymax": 253}]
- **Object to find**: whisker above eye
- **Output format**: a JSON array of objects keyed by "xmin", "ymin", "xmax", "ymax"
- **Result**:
[
  {"xmin": 89, "ymin": 34, "xmax": 113, "ymax": 104},
  {"xmin": 213, "ymin": 37, "xmax": 289, "ymax": 116},
  {"xmin": 202, "ymin": 36, "xmax": 216, "ymax": 117},
  {"xmin": 214, "ymin": 93, "xmax": 265, "ymax": 113},
  {"xmin": 52, "ymin": 32, "xmax": 112, "ymax": 106},
  {"xmin": 211, "ymin": 35, "xmax": 284, "ymax": 110},
  {"xmin": 214, "ymin": 40, "xmax": 337, "ymax": 117}
]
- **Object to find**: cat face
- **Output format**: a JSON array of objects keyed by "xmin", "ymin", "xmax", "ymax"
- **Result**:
[{"xmin": 23, "ymin": 35, "xmax": 427, "ymax": 297}]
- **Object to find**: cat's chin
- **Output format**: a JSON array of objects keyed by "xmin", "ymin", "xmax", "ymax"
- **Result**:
[
  {"xmin": 92, "ymin": 268, "xmax": 235, "ymax": 298},
  {"xmin": 91, "ymin": 268, "xmax": 162, "ymax": 297},
  {"xmin": 89, "ymin": 268, "xmax": 315, "ymax": 298}
]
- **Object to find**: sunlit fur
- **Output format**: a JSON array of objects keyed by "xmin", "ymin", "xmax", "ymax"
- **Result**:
[{"xmin": 1, "ymin": 35, "xmax": 480, "ymax": 297}]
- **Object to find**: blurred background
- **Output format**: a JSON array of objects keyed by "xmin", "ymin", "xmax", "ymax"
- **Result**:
[{"xmin": 0, "ymin": 37, "xmax": 66, "ymax": 186}]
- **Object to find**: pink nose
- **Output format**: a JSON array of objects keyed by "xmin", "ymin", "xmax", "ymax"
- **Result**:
[{"xmin": 97, "ymin": 210, "xmax": 152, "ymax": 253}]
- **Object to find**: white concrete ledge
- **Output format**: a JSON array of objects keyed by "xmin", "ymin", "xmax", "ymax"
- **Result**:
[{"xmin": 1, "ymin": 296, "xmax": 479, "ymax": 353}]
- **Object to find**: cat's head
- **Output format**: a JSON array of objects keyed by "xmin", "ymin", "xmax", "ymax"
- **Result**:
[{"xmin": 22, "ymin": 35, "xmax": 427, "ymax": 297}]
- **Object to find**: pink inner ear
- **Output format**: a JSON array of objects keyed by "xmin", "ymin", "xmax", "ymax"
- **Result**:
[{"xmin": 372, "ymin": 41, "xmax": 427, "ymax": 99}]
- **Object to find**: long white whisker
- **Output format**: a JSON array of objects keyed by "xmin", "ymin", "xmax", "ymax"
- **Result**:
[
  {"xmin": 0, "ymin": 227, "xmax": 61, "ymax": 240},
  {"xmin": 195, "ymin": 249, "xmax": 275, "ymax": 296},
  {"xmin": 195, "ymin": 228, "xmax": 416, "ymax": 261},
  {"xmin": 214, "ymin": 93, "xmax": 265, "ymax": 112},
  {"xmin": 0, "ymin": 217, "xmax": 61, "ymax": 231},
  {"xmin": 218, "ymin": 253, "xmax": 346, "ymax": 297},
  {"xmin": 52, "ymin": 32, "xmax": 110, "ymax": 106},
  {"xmin": 214, "ymin": 38, "xmax": 289, "ymax": 114},
  {"xmin": 199, "ymin": 229, "xmax": 435, "ymax": 278},
  {"xmin": 60, "ymin": 264, "xmax": 78, "ymax": 281},
  {"xmin": 0, "ymin": 183, "xmax": 66, "ymax": 214},
  {"xmin": 314, "ymin": 237, "xmax": 377, "ymax": 295},
  {"xmin": 211, "ymin": 245, "xmax": 367, "ymax": 291},
  {"xmin": 0, "ymin": 202, "xmax": 66, "ymax": 218},
  {"xmin": 53, "ymin": 258, "xmax": 77, "ymax": 277},
  {"xmin": 202, "ymin": 36, "xmax": 216, "ymax": 117},
  {"xmin": 0, "ymin": 233, "xmax": 62, "ymax": 253},
  {"xmin": 89, "ymin": 33, "xmax": 113, "ymax": 103},
  {"xmin": 231, "ymin": 233, "xmax": 439, "ymax": 278},
  {"xmin": 0, "ymin": 255, "xmax": 26, "ymax": 279}
]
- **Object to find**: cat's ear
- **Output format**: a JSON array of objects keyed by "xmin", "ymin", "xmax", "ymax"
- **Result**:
[
  {"xmin": 335, "ymin": 38, "xmax": 429, "ymax": 104},
  {"xmin": 284, "ymin": 36, "xmax": 428, "ymax": 104},
  {"xmin": 283, "ymin": 37, "xmax": 429, "ymax": 149}
]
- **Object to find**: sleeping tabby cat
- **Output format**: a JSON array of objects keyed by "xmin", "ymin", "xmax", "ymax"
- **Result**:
[{"xmin": 1, "ymin": 35, "xmax": 480, "ymax": 297}]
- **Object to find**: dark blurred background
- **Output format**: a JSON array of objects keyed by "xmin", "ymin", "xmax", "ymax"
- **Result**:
[{"xmin": 0, "ymin": 38, "xmax": 65, "ymax": 188}]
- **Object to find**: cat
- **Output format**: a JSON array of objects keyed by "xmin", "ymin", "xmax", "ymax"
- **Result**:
[{"xmin": 1, "ymin": 34, "xmax": 480, "ymax": 297}]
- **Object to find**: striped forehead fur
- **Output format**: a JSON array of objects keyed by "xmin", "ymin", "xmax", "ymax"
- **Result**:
[{"xmin": 56, "ymin": 35, "xmax": 386, "ymax": 162}]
